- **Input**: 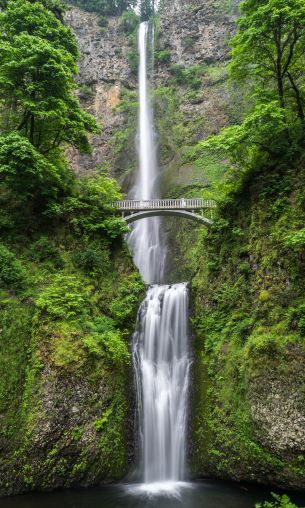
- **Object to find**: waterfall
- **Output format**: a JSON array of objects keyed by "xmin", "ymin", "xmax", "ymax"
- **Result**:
[
  {"xmin": 128, "ymin": 21, "xmax": 191, "ymax": 492},
  {"xmin": 133, "ymin": 284, "xmax": 191, "ymax": 485},
  {"xmin": 127, "ymin": 21, "xmax": 166, "ymax": 285}
]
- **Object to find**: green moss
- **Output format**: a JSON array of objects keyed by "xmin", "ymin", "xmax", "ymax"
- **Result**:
[
  {"xmin": 96, "ymin": 376, "xmax": 130, "ymax": 478},
  {"xmin": 0, "ymin": 301, "xmax": 34, "ymax": 439}
]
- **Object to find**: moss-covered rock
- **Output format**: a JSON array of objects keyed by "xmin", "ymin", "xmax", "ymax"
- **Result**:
[{"xmin": 0, "ymin": 235, "xmax": 144, "ymax": 496}]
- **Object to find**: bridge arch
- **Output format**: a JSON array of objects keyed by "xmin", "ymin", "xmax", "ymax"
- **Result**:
[
  {"xmin": 123, "ymin": 209, "xmax": 213, "ymax": 225},
  {"xmin": 112, "ymin": 199, "xmax": 216, "ymax": 226}
]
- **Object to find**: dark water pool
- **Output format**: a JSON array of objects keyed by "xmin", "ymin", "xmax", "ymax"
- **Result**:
[{"xmin": 1, "ymin": 481, "xmax": 305, "ymax": 508}]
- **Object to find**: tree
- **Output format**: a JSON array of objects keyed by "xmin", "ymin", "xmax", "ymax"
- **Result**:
[
  {"xmin": 0, "ymin": 0, "xmax": 66, "ymax": 20},
  {"xmin": 66, "ymin": 0, "xmax": 137, "ymax": 16},
  {"xmin": 0, "ymin": 0, "xmax": 98, "ymax": 153},
  {"xmin": 0, "ymin": 132, "xmax": 71, "ymax": 208},
  {"xmin": 195, "ymin": 0, "xmax": 305, "ymax": 191},
  {"xmin": 199, "ymin": 102, "xmax": 288, "ymax": 167},
  {"xmin": 231, "ymin": 0, "xmax": 305, "ymax": 120},
  {"xmin": 1, "ymin": 0, "xmax": 77, "ymax": 56},
  {"xmin": 47, "ymin": 175, "xmax": 128, "ymax": 239}
]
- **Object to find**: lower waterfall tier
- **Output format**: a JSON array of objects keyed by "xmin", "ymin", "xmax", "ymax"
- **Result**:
[{"xmin": 132, "ymin": 283, "xmax": 191, "ymax": 484}]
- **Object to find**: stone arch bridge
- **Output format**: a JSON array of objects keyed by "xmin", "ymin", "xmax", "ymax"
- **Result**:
[{"xmin": 112, "ymin": 199, "xmax": 216, "ymax": 225}]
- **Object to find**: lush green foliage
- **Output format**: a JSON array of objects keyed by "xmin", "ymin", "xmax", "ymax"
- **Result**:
[
  {"xmin": 0, "ymin": 0, "xmax": 144, "ymax": 493},
  {"xmin": 0, "ymin": 0, "xmax": 97, "ymax": 153},
  {"xmin": 256, "ymin": 493, "xmax": 300, "ymax": 508},
  {"xmin": 196, "ymin": 0, "xmax": 305, "ymax": 183},
  {"xmin": 36, "ymin": 274, "xmax": 86, "ymax": 318},
  {"xmin": 0, "ymin": 133, "xmax": 70, "ymax": 213},
  {"xmin": 231, "ymin": 0, "xmax": 305, "ymax": 118},
  {"xmin": 47, "ymin": 174, "xmax": 128, "ymax": 238},
  {"xmin": 0, "ymin": 243, "xmax": 27, "ymax": 291},
  {"xmin": 0, "ymin": 1, "xmax": 126, "ymax": 241},
  {"xmin": 119, "ymin": 9, "xmax": 139, "ymax": 32},
  {"xmin": 170, "ymin": 64, "xmax": 203, "ymax": 90}
]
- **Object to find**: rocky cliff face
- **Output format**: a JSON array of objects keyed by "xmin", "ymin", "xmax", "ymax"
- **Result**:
[
  {"xmin": 154, "ymin": 0, "xmax": 238, "ymax": 196},
  {"xmin": 249, "ymin": 351, "xmax": 305, "ymax": 461},
  {"xmin": 64, "ymin": 7, "xmax": 136, "ymax": 180},
  {"xmin": 158, "ymin": 0, "xmax": 233, "ymax": 67},
  {"xmin": 65, "ymin": 1, "xmax": 238, "ymax": 191}
]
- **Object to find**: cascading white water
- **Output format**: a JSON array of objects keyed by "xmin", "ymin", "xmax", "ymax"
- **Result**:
[
  {"xmin": 127, "ymin": 21, "xmax": 166, "ymax": 285},
  {"xmin": 133, "ymin": 284, "xmax": 191, "ymax": 486},
  {"xmin": 129, "ymin": 20, "xmax": 191, "ymax": 493}
]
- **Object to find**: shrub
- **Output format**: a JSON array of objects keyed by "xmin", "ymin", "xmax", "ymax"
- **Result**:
[
  {"xmin": 84, "ymin": 330, "xmax": 130, "ymax": 364},
  {"xmin": 94, "ymin": 407, "xmax": 113, "ymax": 431},
  {"xmin": 155, "ymin": 49, "xmax": 171, "ymax": 63},
  {"xmin": 36, "ymin": 274, "xmax": 86, "ymax": 319},
  {"xmin": 98, "ymin": 15, "xmax": 108, "ymax": 28},
  {"xmin": 243, "ymin": 326, "xmax": 289, "ymax": 360},
  {"xmin": 284, "ymin": 228, "xmax": 305, "ymax": 250},
  {"xmin": 29, "ymin": 237, "xmax": 64, "ymax": 268},
  {"xmin": 72, "ymin": 242, "xmax": 110, "ymax": 275},
  {"xmin": 47, "ymin": 175, "xmax": 128, "ymax": 240},
  {"xmin": 78, "ymin": 84, "xmax": 95, "ymax": 100},
  {"xmin": 183, "ymin": 35, "xmax": 196, "ymax": 49},
  {"xmin": 83, "ymin": 316, "xmax": 130, "ymax": 364},
  {"xmin": 287, "ymin": 304, "xmax": 305, "ymax": 335},
  {"xmin": 186, "ymin": 90, "xmax": 202, "ymax": 104},
  {"xmin": 170, "ymin": 64, "xmax": 203, "ymax": 90},
  {"xmin": 0, "ymin": 243, "xmax": 27, "ymax": 291},
  {"xmin": 238, "ymin": 261, "xmax": 251, "ymax": 276},
  {"xmin": 109, "ymin": 273, "xmax": 144, "ymax": 326},
  {"xmin": 128, "ymin": 49, "xmax": 139, "ymax": 73},
  {"xmin": 256, "ymin": 493, "xmax": 300, "ymax": 508},
  {"xmin": 119, "ymin": 10, "xmax": 139, "ymax": 33},
  {"xmin": 0, "ymin": 133, "xmax": 67, "ymax": 205}
]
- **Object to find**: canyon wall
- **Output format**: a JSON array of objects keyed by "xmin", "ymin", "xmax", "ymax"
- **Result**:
[{"xmin": 1, "ymin": 0, "xmax": 303, "ymax": 496}]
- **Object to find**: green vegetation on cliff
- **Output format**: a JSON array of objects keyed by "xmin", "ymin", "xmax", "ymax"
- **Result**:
[
  {"xmin": 190, "ymin": 0, "xmax": 305, "ymax": 490},
  {"xmin": 0, "ymin": 0, "xmax": 144, "ymax": 496}
]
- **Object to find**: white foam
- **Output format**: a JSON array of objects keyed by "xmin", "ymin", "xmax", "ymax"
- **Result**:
[{"xmin": 125, "ymin": 481, "xmax": 193, "ymax": 498}]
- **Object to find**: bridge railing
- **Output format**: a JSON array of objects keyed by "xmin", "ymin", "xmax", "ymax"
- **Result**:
[{"xmin": 113, "ymin": 199, "xmax": 217, "ymax": 211}]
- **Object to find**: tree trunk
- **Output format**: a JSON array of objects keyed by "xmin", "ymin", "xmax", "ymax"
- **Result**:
[
  {"xmin": 274, "ymin": 17, "xmax": 285, "ymax": 110},
  {"xmin": 287, "ymin": 72, "xmax": 305, "ymax": 121},
  {"xmin": 29, "ymin": 115, "xmax": 35, "ymax": 145}
]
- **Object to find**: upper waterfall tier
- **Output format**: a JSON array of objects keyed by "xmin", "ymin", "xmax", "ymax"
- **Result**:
[{"xmin": 127, "ymin": 21, "xmax": 166, "ymax": 284}]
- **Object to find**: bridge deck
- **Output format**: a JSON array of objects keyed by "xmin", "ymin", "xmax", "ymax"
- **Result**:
[{"xmin": 113, "ymin": 199, "xmax": 216, "ymax": 211}]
